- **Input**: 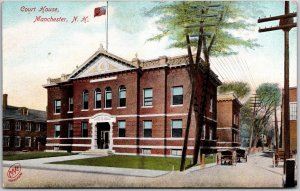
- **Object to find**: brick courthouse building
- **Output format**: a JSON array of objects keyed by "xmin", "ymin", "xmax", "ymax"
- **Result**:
[{"xmin": 44, "ymin": 47, "xmax": 221, "ymax": 157}]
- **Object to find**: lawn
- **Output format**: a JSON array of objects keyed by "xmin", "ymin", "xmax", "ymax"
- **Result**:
[
  {"xmin": 205, "ymin": 155, "xmax": 216, "ymax": 164},
  {"xmin": 51, "ymin": 155, "xmax": 192, "ymax": 171},
  {"xmin": 3, "ymin": 152, "xmax": 77, "ymax": 161}
]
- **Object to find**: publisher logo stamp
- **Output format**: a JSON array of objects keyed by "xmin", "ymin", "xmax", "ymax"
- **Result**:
[{"xmin": 7, "ymin": 163, "xmax": 22, "ymax": 182}]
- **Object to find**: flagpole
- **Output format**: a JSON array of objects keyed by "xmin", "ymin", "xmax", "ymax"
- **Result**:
[{"xmin": 106, "ymin": 1, "xmax": 108, "ymax": 52}]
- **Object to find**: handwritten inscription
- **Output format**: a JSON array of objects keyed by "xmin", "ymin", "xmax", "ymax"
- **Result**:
[
  {"xmin": 20, "ymin": 6, "xmax": 59, "ymax": 13},
  {"xmin": 20, "ymin": 6, "xmax": 89, "ymax": 24}
]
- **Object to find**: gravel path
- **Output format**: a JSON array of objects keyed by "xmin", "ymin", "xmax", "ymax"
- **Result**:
[{"xmin": 3, "ymin": 152, "xmax": 285, "ymax": 188}]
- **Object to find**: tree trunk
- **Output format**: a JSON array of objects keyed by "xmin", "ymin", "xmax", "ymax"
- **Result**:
[{"xmin": 253, "ymin": 136, "xmax": 259, "ymax": 148}]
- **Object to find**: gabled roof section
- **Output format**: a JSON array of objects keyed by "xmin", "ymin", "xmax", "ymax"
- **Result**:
[
  {"xmin": 3, "ymin": 106, "xmax": 46, "ymax": 122},
  {"xmin": 68, "ymin": 48, "xmax": 136, "ymax": 80}
]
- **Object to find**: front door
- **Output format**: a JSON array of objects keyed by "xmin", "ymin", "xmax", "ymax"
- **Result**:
[
  {"xmin": 96, "ymin": 122, "xmax": 110, "ymax": 149},
  {"xmin": 102, "ymin": 131, "xmax": 109, "ymax": 149}
]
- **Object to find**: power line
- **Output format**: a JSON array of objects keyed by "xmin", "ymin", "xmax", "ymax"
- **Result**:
[
  {"xmin": 210, "ymin": 60, "xmax": 225, "ymax": 81},
  {"xmin": 219, "ymin": 56, "xmax": 240, "ymax": 82},
  {"xmin": 233, "ymin": 55, "xmax": 256, "ymax": 90},
  {"xmin": 216, "ymin": 57, "xmax": 235, "ymax": 82},
  {"xmin": 239, "ymin": 56, "xmax": 256, "ymax": 89},
  {"xmin": 211, "ymin": 57, "xmax": 231, "ymax": 81}
]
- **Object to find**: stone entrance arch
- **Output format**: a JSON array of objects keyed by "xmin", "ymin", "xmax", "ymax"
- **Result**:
[{"xmin": 89, "ymin": 113, "xmax": 116, "ymax": 150}]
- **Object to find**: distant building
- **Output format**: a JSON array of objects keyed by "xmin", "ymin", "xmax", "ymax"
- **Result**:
[
  {"xmin": 43, "ymin": 48, "xmax": 222, "ymax": 157},
  {"xmin": 281, "ymin": 87, "xmax": 297, "ymax": 154},
  {"xmin": 2, "ymin": 94, "xmax": 47, "ymax": 152},
  {"xmin": 216, "ymin": 92, "xmax": 242, "ymax": 150}
]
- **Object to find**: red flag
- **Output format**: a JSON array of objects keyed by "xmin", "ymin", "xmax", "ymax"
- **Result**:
[{"xmin": 94, "ymin": 6, "xmax": 106, "ymax": 17}]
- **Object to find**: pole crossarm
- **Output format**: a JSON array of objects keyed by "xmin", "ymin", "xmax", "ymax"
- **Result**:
[
  {"xmin": 184, "ymin": 24, "xmax": 217, "ymax": 28},
  {"xmin": 259, "ymin": 23, "xmax": 297, "ymax": 32},
  {"xmin": 190, "ymin": 33, "xmax": 212, "ymax": 38},
  {"xmin": 258, "ymin": 12, "xmax": 297, "ymax": 23}
]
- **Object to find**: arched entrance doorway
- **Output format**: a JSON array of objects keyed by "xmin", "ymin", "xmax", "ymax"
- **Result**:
[{"xmin": 89, "ymin": 113, "xmax": 116, "ymax": 150}]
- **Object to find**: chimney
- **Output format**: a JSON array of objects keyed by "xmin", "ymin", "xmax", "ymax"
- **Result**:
[{"xmin": 3, "ymin": 94, "xmax": 8, "ymax": 109}]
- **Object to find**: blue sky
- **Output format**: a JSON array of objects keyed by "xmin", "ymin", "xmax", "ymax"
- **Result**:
[{"xmin": 2, "ymin": 1, "xmax": 298, "ymax": 110}]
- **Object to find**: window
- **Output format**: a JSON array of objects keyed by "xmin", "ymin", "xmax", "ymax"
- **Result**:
[
  {"xmin": 209, "ymin": 126, "xmax": 213, "ymax": 140},
  {"xmin": 142, "ymin": 149, "xmax": 151, "ymax": 155},
  {"xmin": 171, "ymin": 149, "xmax": 182, "ymax": 156},
  {"xmin": 3, "ymin": 136, "xmax": 10, "ymax": 147},
  {"xmin": 171, "ymin": 119, "xmax": 182, "ymax": 137},
  {"xmin": 36, "ymin": 123, "xmax": 41, "ymax": 132},
  {"xmin": 81, "ymin": 122, "xmax": 88, "ymax": 137},
  {"xmin": 201, "ymin": 124, "xmax": 206, "ymax": 139},
  {"xmin": 69, "ymin": 97, "xmax": 73, "ymax": 112},
  {"xmin": 233, "ymin": 114, "xmax": 239, "ymax": 125},
  {"xmin": 54, "ymin": 99, "xmax": 61, "ymax": 114},
  {"xmin": 3, "ymin": 120, "xmax": 10, "ymax": 130},
  {"xmin": 15, "ymin": 121, "xmax": 21, "ymax": 131},
  {"xmin": 105, "ymin": 87, "xmax": 112, "ymax": 108},
  {"xmin": 14, "ymin": 136, "xmax": 21, "ymax": 147},
  {"xmin": 68, "ymin": 123, "xmax": 73, "ymax": 138},
  {"xmin": 209, "ymin": 97, "xmax": 214, "ymax": 112},
  {"xmin": 143, "ymin": 88, "xmax": 153, "ymax": 106},
  {"xmin": 26, "ymin": 122, "xmax": 32, "ymax": 131},
  {"xmin": 25, "ymin": 137, "xmax": 31, "ymax": 147},
  {"xmin": 118, "ymin": 120, "xmax": 126, "ymax": 137},
  {"xmin": 54, "ymin": 125, "xmax": 60, "ymax": 138},
  {"xmin": 143, "ymin": 121, "xmax": 152, "ymax": 137},
  {"xmin": 119, "ymin": 85, "xmax": 126, "ymax": 107},
  {"xmin": 172, "ymin": 86, "xmax": 183, "ymax": 105},
  {"xmin": 94, "ymin": 88, "xmax": 101, "ymax": 109},
  {"xmin": 82, "ymin": 90, "xmax": 89, "ymax": 110},
  {"xmin": 290, "ymin": 102, "xmax": 297, "ymax": 120}
]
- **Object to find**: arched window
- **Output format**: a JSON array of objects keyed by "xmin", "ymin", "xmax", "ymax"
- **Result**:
[
  {"xmin": 94, "ymin": 88, "xmax": 101, "ymax": 109},
  {"xmin": 82, "ymin": 90, "xmax": 89, "ymax": 109},
  {"xmin": 118, "ymin": 85, "xmax": 126, "ymax": 107},
  {"xmin": 105, "ymin": 87, "xmax": 112, "ymax": 108}
]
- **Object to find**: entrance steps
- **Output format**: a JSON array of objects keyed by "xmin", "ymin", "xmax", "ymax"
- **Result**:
[{"xmin": 81, "ymin": 149, "xmax": 113, "ymax": 156}]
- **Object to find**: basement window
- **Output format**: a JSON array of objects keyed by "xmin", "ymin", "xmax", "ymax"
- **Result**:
[{"xmin": 142, "ymin": 149, "xmax": 151, "ymax": 155}]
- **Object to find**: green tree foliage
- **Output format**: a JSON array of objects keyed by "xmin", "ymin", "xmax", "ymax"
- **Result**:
[
  {"xmin": 218, "ymin": 82, "xmax": 251, "ymax": 99},
  {"xmin": 240, "ymin": 101, "xmax": 252, "ymax": 147},
  {"xmin": 256, "ymin": 83, "xmax": 281, "ymax": 107},
  {"xmin": 251, "ymin": 83, "xmax": 281, "ymax": 147},
  {"xmin": 145, "ymin": 1, "xmax": 261, "ymax": 56}
]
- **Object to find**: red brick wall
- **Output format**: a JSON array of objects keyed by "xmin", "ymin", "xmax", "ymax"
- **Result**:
[
  {"xmin": 216, "ymin": 98, "xmax": 241, "ymax": 147},
  {"xmin": 3, "ymin": 119, "xmax": 47, "ymax": 152},
  {"xmin": 45, "ymin": 65, "xmax": 219, "ymax": 155},
  {"xmin": 217, "ymin": 101, "xmax": 233, "ymax": 127},
  {"xmin": 289, "ymin": 87, "xmax": 297, "ymax": 102}
]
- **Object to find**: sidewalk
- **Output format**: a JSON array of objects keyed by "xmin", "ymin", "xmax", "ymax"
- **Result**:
[{"xmin": 3, "ymin": 154, "xmax": 169, "ymax": 178}]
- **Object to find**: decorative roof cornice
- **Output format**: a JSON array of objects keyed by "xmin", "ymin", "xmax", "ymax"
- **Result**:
[{"xmin": 43, "ymin": 51, "xmax": 222, "ymax": 88}]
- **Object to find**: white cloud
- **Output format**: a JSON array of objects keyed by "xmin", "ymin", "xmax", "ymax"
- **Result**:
[{"xmin": 3, "ymin": 21, "xmax": 57, "ymax": 63}]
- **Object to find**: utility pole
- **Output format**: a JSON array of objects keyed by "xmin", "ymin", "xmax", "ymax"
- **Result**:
[
  {"xmin": 249, "ymin": 95, "xmax": 260, "ymax": 149},
  {"xmin": 274, "ymin": 103, "xmax": 279, "ymax": 151},
  {"xmin": 180, "ymin": 3, "xmax": 223, "ymax": 168},
  {"xmin": 257, "ymin": 1, "xmax": 297, "ymax": 172},
  {"xmin": 180, "ymin": 35, "xmax": 197, "ymax": 171}
]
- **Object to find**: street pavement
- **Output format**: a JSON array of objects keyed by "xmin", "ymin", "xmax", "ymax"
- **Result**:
[{"xmin": 2, "ymin": 152, "xmax": 290, "ymax": 188}]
